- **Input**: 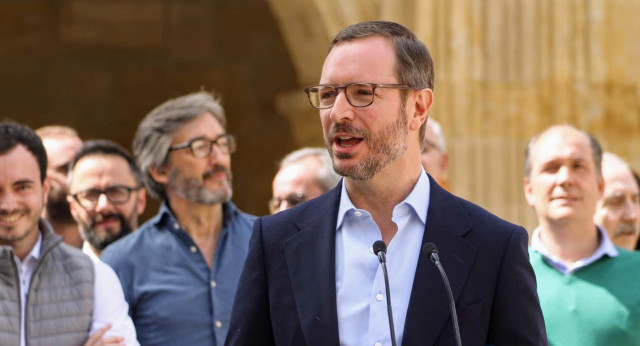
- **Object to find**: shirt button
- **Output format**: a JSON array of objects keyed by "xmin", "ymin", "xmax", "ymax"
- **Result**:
[
  {"xmin": 173, "ymin": 223, "xmax": 180, "ymax": 230},
  {"xmin": 376, "ymin": 293, "xmax": 384, "ymax": 301},
  {"xmin": 210, "ymin": 281, "xmax": 217, "ymax": 288},
  {"xmin": 215, "ymin": 320, "xmax": 222, "ymax": 328},
  {"xmin": 375, "ymin": 342, "xmax": 382, "ymax": 346},
  {"xmin": 190, "ymin": 246, "xmax": 197, "ymax": 253},
  {"xmin": 354, "ymin": 211, "xmax": 362, "ymax": 217}
]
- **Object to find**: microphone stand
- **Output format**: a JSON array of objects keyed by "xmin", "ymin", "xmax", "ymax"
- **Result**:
[
  {"xmin": 373, "ymin": 240, "xmax": 397, "ymax": 346},
  {"xmin": 424, "ymin": 243, "xmax": 462, "ymax": 346}
]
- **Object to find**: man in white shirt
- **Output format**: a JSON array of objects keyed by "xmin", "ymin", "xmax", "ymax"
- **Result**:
[
  {"xmin": 67, "ymin": 140, "xmax": 147, "ymax": 259},
  {"xmin": 0, "ymin": 121, "xmax": 138, "ymax": 346}
]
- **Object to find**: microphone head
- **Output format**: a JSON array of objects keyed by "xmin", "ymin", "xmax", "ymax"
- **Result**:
[
  {"xmin": 423, "ymin": 242, "xmax": 439, "ymax": 263},
  {"xmin": 423, "ymin": 242, "xmax": 438, "ymax": 256},
  {"xmin": 372, "ymin": 240, "xmax": 387, "ymax": 255}
]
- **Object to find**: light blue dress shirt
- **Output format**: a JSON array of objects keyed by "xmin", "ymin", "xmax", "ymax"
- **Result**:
[
  {"xmin": 335, "ymin": 169, "xmax": 430, "ymax": 346},
  {"xmin": 530, "ymin": 225, "xmax": 618, "ymax": 274}
]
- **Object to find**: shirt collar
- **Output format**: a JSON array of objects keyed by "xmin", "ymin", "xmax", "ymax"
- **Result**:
[
  {"xmin": 82, "ymin": 241, "xmax": 101, "ymax": 262},
  {"xmin": 531, "ymin": 224, "xmax": 618, "ymax": 274},
  {"xmin": 155, "ymin": 200, "xmax": 238, "ymax": 230},
  {"xmin": 21, "ymin": 230, "xmax": 43, "ymax": 263},
  {"xmin": 336, "ymin": 168, "xmax": 430, "ymax": 230}
]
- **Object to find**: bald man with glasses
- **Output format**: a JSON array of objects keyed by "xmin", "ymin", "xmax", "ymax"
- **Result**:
[{"xmin": 270, "ymin": 147, "xmax": 340, "ymax": 214}]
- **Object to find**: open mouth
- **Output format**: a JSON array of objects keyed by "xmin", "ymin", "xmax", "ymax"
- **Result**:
[{"xmin": 336, "ymin": 136, "xmax": 363, "ymax": 148}]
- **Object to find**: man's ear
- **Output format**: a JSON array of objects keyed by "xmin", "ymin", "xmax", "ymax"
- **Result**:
[
  {"xmin": 409, "ymin": 88, "xmax": 433, "ymax": 131},
  {"xmin": 42, "ymin": 176, "xmax": 50, "ymax": 204},
  {"xmin": 523, "ymin": 176, "xmax": 535, "ymax": 207},
  {"xmin": 66, "ymin": 194, "xmax": 80, "ymax": 220},
  {"xmin": 440, "ymin": 152, "xmax": 449, "ymax": 172},
  {"xmin": 148, "ymin": 165, "xmax": 169, "ymax": 185},
  {"xmin": 136, "ymin": 187, "xmax": 147, "ymax": 215},
  {"xmin": 596, "ymin": 173, "xmax": 605, "ymax": 199}
]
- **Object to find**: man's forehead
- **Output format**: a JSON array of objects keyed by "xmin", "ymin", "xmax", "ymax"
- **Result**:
[
  {"xmin": 0, "ymin": 145, "xmax": 42, "ymax": 184},
  {"xmin": 321, "ymin": 36, "xmax": 396, "ymax": 83},
  {"xmin": 42, "ymin": 135, "xmax": 82, "ymax": 151},
  {"xmin": 42, "ymin": 136, "xmax": 82, "ymax": 166},
  {"xmin": 532, "ymin": 129, "xmax": 592, "ymax": 164},
  {"xmin": 171, "ymin": 113, "xmax": 224, "ymax": 142},
  {"xmin": 74, "ymin": 153, "xmax": 129, "ymax": 172},
  {"xmin": 72, "ymin": 154, "xmax": 135, "ymax": 181},
  {"xmin": 603, "ymin": 169, "xmax": 639, "ymax": 193}
]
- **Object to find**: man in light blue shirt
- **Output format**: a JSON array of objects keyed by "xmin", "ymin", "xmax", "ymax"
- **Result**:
[
  {"xmin": 102, "ymin": 91, "xmax": 255, "ymax": 346},
  {"xmin": 227, "ymin": 21, "xmax": 546, "ymax": 346}
]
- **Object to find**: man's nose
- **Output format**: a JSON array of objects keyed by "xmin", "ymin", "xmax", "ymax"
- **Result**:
[
  {"xmin": 555, "ymin": 166, "xmax": 573, "ymax": 185},
  {"xmin": 0, "ymin": 191, "xmax": 18, "ymax": 211},
  {"xmin": 330, "ymin": 91, "xmax": 355, "ymax": 124},
  {"xmin": 95, "ymin": 193, "xmax": 116, "ymax": 212},
  {"xmin": 624, "ymin": 197, "xmax": 640, "ymax": 221}
]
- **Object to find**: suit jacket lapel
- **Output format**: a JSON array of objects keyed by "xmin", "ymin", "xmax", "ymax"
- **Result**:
[
  {"xmin": 402, "ymin": 177, "xmax": 477, "ymax": 345},
  {"xmin": 283, "ymin": 184, "xmax": 342, "ymax": 346}
]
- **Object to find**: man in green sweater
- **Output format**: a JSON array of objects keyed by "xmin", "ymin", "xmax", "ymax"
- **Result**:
[{"xmin": 523, "ymin": 124, "xmax": 640, "ymax": 345}]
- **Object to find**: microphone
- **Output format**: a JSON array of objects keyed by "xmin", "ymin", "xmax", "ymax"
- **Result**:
[
  {"xmin": 372, "ymin": 240, "xmax": 397, "ymax": 346},
  {"xmin": 423, "ymin": 243, "xmax": 462, "ymax": 346}
]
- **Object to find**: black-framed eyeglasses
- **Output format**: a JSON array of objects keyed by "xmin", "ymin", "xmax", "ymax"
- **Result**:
[
  {"xmin": 168, "ymin": 134, "xmax": 236, "ymax": 158},
  {"xmin": 70, "ymin": 185, "xmax": 141, "ymax": 209},
  {"xmin": 268, "ymin": 192, "xmax": 307, "ymax": 214},
  {"xmin": 303, "ymin": 82, "xmax": 413, "ymax": 109}
]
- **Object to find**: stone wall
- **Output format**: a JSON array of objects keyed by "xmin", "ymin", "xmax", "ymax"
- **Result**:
[
  {"xmin": 0, "ymin": 0, "xmax": 299, "ymax": 218},
  {"xmin": 268, "ymin": 0, "xmax": 640, "ymax": 232}
]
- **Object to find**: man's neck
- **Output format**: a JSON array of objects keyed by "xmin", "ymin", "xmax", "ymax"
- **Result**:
[
  {"xmin": 345, "ymin": 162, "xmax": 422, "ymax": 244},
  {"xmin": 48, "ymin": 221, "xmax": 83, "ymax": 248},
  {"xmin": 538, "ymin": 219, "xmax": 600, "ymax": 265},
  {"xmin": 167, "ymin": 196, "xmax": 224, "ymax": 268},
  {"xmin": 87, "ymin": 242, "xmax": 101, "ymax": 258}
]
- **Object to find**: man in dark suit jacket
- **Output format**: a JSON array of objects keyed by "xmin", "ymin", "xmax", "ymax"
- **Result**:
[{"xmin": 226, "ymin": 20, "xmax": 546, "ymax": 346}]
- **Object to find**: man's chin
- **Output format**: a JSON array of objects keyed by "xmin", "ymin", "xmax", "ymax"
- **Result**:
[{"xmin": 613, "ymin": 233, "xmax": 640, "ymax": 247}]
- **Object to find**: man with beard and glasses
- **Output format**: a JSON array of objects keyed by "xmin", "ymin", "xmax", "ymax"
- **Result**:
[
  {"xmin": 67, "ymin": 140, "xmax": 146, "ymax": 260},
  {"xmin": 35, "ymin": 125, "xmax": 84, "ymax": 248},
  {"xmin": 594, "ymin": 152, "xmax": 640, "ymax": 251},
  {"xmin": 101, "ymin": 91, "xmax": 256, "ymax": 346},
  {"xmin": 524, "ymin": 125, "xmax": 640, "ymax": 345},
  {"xmin": 226, "ymin": 21, "xmax": 546, "ymax": 346},
  {"xmin": 0, "ymin": 121, "xmax": 138, "ymax": 346}
]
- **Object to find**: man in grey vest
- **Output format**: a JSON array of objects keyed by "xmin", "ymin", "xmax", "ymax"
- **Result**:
[{"xmin": 0, "ymin": 121, "xmax": 139, "ymax": 346}]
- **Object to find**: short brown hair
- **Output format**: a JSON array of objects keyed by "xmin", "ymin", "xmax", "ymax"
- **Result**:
[{"xmin": 329, "ymin": 21, "xmax": 435, "ymax": 145}]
